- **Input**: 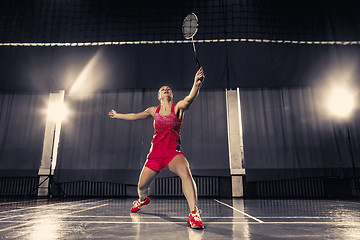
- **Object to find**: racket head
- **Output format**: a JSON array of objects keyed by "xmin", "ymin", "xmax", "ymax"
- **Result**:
[{"xmin": 182, "ymin": 13, "xmax": 199, "ymax": 39}]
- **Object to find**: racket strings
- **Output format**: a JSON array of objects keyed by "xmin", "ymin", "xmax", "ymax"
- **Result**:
[{"xmin": 182, "ymin": 14, "xmax": 198, "ymax": 39}]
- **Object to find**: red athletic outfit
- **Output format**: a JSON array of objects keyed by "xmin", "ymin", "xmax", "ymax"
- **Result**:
[{"xmin": 145, "ymin": 104, "xmax": 184, "ymax": 171}]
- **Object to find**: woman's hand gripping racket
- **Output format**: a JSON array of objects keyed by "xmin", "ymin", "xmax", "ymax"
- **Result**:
[{"xmin": 182, "ymin": 13, "xmax": 204, "ymax": 82}]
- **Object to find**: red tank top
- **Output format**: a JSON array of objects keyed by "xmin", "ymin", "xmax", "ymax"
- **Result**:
[{"xmin": 147, "ymin": 104, "xmax": 183, "ymax": 159}]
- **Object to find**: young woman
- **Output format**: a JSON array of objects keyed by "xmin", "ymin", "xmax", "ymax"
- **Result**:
[{"xmin": 108, "ymin": 67, "xmax": 205, "ymax": 229}]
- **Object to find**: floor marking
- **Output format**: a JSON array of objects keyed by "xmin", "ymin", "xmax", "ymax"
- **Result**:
[
  {"xmin": 1, "ymin": 220, "xmax": 356, "ymax": 225},
  {"xmin": 214, "ymin": 199, "xmax": 264, "ymax": 223},
  {"xmin": 0, "ymin": 200, "xmax": 85, "ymax": 214},
  {"xmin": 0, "ymin": 199, "xmax": 110, "ymax": 214},
  {"xmin": 0, "ymin": 201, "xmax": 110, "ymax": 232},
  {"xmin": 259, "ymin": 216, "xmax": 339, "ymax": 219},
  {"xmin": 0, "ymin": 221, "xmax": 252, "ymax": 224},
  {"xmin": 55, "ymin": 215, "xmax": 252, "ymax": 219},
  {"xmin": 16, "ymin": 214, "xmax": 341, "ymax": 220},
  {"xmin": 0, "ymin": 200, "xmax": 111, "ymax": 220},
  {"xmin": 0, "ymin": 222, "xmax": 30, "ymax": 232},
  {"xmin": 0, "ymin": 215, "xmax": 23, "ymax": 221},
  {"xmin": 335, "ymin": 200, "xmax": 360, "ymax": 206},
  {"xmin": 68, "ymin": 203, "xmax": 109, "ymax": 215},
  {"xmin": 262, "ymin": 222, "xmax": 360, "ymax": 225},
  {"xmin": 69, "ymin": 216, "xmax": 342, "ymax": 220},
  {"xmin": 0, "ymin": 199, "xmax": 48, "ymax": 206}
]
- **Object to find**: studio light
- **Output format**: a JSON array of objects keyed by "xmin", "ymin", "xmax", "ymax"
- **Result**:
[
  {"xmin": 47, "ymin": 100, "xmax": 68, "ymax": 123},
  {"xmin": 326, "ymin": 86, "xmax": 355, "ymax": 118}
]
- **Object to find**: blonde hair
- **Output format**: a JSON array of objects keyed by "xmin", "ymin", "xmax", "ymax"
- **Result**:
[{"xmin": 158, "ymin": 86, "xmax": 174, "ymax": 100}]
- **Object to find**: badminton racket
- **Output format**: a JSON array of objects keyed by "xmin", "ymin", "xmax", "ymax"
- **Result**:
[{"xmin": 182, "ymin": 13, "xmax": 204, "ymax": 81}]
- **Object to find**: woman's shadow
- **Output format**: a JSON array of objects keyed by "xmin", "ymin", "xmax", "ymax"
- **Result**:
[
  {"xmin": 131, "ymin": 211, "xmax": 205, "ymax": 240},
  {"xmin": 132, "ymin": 211, "xmax": 235, "ymax": 239},
  {"xmin": 138, "ymin": 211, "xmax": 187, "ymax": 227}
]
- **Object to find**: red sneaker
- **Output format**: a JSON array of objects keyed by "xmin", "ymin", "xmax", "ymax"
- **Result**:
[
  {"xmin": 187, "ymin": 210, "xmax": 204, "ymax": 229},
  {"xmin": 130, "ymin": 197, "xmax": 150, "ymax": 212}
]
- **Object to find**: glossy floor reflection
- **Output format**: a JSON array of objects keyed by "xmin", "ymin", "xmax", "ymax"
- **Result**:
[{"xmin": 0, "ymin": 198, "xmax": 360, "ymax": 239}]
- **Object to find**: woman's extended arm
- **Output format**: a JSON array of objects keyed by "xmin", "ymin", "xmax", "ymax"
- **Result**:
[
  {"xmin": 108, "ymin": 107, "xmax": 156, "ymax": 120},
  {"xmin": 176, "ymin": 67, "xmax": 204, "ymax": 111}
]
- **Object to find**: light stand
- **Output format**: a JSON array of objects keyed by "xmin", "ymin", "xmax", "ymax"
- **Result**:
[
  {"xmin": 35, "ymin": 124, "xmax": 65, "ymax": 197},
  {"xmin": 32, "ymin": 123, "xmax": 65, "ymax": 197},
  {"xmin": 326, "ymin": 85, "xmax": 357, "ymax": 198},
  {"xmin": 346, "ymin": 124, "xmax": 359, "ymax": 197}
]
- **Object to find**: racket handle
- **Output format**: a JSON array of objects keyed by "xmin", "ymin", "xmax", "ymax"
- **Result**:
[
  {"xmin": 195, "ymin": 57, "xmax": 204, "ymax": 82},
  {"xmin": 196, "ymin": 58, "xmax": 201, "ymax": 70}
]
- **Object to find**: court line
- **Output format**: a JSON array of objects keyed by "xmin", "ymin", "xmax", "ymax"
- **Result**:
[
  {"xmin": 0, "ymin": 215, "xmax": 24, "ymax": 221},
  {"xmin": 52, "ymin": 215, "xmax": 345, "ymax": 219},
  {"xmin": 0, "ymin": 221, "xmax": 253, "ymax": 224},
  {"xmin": 55, "ymin": 215, "xmax": 345, "ymax": 220},
  {"xmin": 0, "ymin": 215, "xmax": 351, "ymax": 221},
  {"xmin": 0, "ymin": 199, "xmax": 110, "ymax": 215},
  {"xmin": 213, "ymin": 199, "xmax": 264, "ymax": 223},
  {"xmin": 261, "ymin": 222, "xmax": 360, "ymax": 225},
  {"xmin": 0, "ymin": 222, "xmax": 30, "ymax": 232},
  {"xmin": 1, "ymin": 220, "xmax": 357, "ymax": 225},
  {"xmin": 0, "ymin": 202, "xmax": 109, "ymax": 232},
  {"xmin": 0, "ymin": 216, "xmax": 348, "ymax": 222},
  {"xmin": 67, "ymin": 203, "xmax": 109, "ymax": 215},
  {"xmin": 0, "ymin": 221, "xmax": 252, "ymax": 225},
  {"xmin": 45, "ymin": 215, "xmax": 252, "ymax": 219},
  {"xmin": 0, "ymin": 200, "xmax": 111, "ymax": 221},
  {"xmin": 0, "ymin": 199, "xmax": 48, "ymax": 206},
  {"xmin": 258, "ymin": 216, "xmax": 340, "ymax": 219},
  {"xmin": 334, "ymin": 200, "xmax": 360, "ymax": 206}
]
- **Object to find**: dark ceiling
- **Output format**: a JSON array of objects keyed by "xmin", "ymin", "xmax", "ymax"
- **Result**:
[{"xmin": 1, "ymin": 0, "xmax": 360, "ymax": 91}]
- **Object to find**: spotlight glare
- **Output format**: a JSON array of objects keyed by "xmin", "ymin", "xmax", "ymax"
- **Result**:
[
  {"xmin": 326, "ymin": 86, "xmax": 355, "ymax": 118},
  {"xmin": 47, "ymin": 101, "xmax": 68, "ymax": 123}
]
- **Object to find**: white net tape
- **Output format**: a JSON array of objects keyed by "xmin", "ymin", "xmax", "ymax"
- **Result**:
[{"xmin": 1, "ymin": 38, "xmax": 360, "ymax": 47}]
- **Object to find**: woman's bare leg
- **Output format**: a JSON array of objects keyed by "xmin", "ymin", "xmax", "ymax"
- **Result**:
[
  {"xmin": 137, "ymin": 165, "xmax": 159, "ymax": 201},
  {"xmin": 168, "ymin": 155, "xmax": 198, "ymax": 211}
]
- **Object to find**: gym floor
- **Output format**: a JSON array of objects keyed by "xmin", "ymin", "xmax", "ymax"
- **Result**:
[{"xmin": 0, "ymin": 197, "xmax": 360, "ymax": 239}]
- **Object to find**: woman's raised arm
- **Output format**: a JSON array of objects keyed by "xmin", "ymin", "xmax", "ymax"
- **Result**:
[{"xmin": 176, "ymin": 67, "xmax": 204, "ymax": 111}]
